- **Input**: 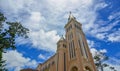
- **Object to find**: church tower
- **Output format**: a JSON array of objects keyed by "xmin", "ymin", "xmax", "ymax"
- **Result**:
[
  {"xmin": 36, "ymin": 12, "xmax": 97, "ymax": 71},
  {"xmin": 57, "ymin": 35, "xmax": 67, "ymax": 71},
  {"xmin": 64, "ymin": 12, "xmax": 97, "ymax": 71}
]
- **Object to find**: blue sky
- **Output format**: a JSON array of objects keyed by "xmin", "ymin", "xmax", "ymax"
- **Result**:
[{"xmin": 0, "ymin": 0, "xmax": 120, "ymax": 71}]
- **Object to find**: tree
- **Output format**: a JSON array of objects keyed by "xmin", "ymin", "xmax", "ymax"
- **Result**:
[
  {"xmin": 0, "ymin": 12, "xmax": 29, "ymax": 71},
  {"xmin": 94, "ymin": 51, "xmax": 117, "ymax": 71}
]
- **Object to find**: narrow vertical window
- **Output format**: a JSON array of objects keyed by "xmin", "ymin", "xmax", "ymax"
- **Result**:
[
  {"xmin": 83, "ymin": 42, "xmax": 88, "ymax": 58},
  {"xmin": 72, "ymin": 40, "xmax": 76, "ymax": 57},
  {"xmin": 69, "ymin": 43, "xmax": 71, "ymax": 59},
  {"xmin": 57, "ymin": 53, "xmax": 59, "ymax": 71},
  {"xmin": 78, "ymin": 40, "xmax": 83, "ymax": 56},
  {"xmin": 71, "ymin": 41, "xmax": 74, "ymax": 58},
  {"xmin": 69, "ymin": 41, "xmax": 76, "ymax": 59},
  {"xmin": 79, "ymin": 33, "xmax": 87, "ymax": 58},
  {"xmin": 64, "ymin": 53, "xmax": 66, "ymax": 71}
]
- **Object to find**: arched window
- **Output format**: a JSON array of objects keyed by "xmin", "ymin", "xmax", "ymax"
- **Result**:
[
  {"xmin": 85, "ymin": 66, "xmax": 92, "ymax": 71},
  {"xmin": 71, "ymin": 66, "xmax": 78, "ymax": 71}
]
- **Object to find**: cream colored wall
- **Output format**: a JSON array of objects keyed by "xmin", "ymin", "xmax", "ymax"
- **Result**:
[
  {"xmin": 65, "ymin": 19, "xmax": 97, "ymax": 71},
  {"xmin": 37, "ymin": 17, "xmax": 97, "ymax": 71},
  {"xmin": 37, "ymin": 54, "xmax": 57, "ymax": 71}
]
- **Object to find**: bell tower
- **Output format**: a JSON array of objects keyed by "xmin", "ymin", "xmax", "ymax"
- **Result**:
[
  {"xmin": 65, "ymin": 12, "xmax": 97, "ymax": 71},
  {"xmin": 36, "ymin": 12, "xmax": 97, "ymax": 71},
  {"xmin": 57, "ymin": 35, "xmax": 67, "ymax": 71}
]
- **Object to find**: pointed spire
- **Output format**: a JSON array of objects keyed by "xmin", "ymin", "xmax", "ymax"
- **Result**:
[
  {"xmin": 60, "ymin": 35, "xmax": 64, "ymax": 40},
  {"xmin": 58, "ymin": 35, "xmax": 65, "ymax": 41},
  {"xmin": 69, "ymin": 11, "xmax": 72, "ymax": 16},
  {"xmin": 68, "ymin": 11, "xmax": 76, "ymax": 21}
]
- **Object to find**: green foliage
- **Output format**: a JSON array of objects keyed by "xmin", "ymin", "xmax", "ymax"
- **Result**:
[
  {"xmin": 0, "ymin": 22, "xmax": 29, "ymax": 52},
  {"xmin": 0, "ymin": 51, "xmax": 7, "ymax": 71},
  {"xmin": 0, "ymin": 12, "xmax": 29, "ymax": 71},
  {"xmin": 94, "ymin": 51, "xmax": 117, "ymax": 71},
  {"xmin": 0, "ymin": 12, "xmax": 6, "ymax": 32}
]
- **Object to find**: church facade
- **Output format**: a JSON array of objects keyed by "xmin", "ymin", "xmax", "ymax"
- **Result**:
[{"xmin": 37, "ymin": 13, "xmax": 97, "ymax": 71}]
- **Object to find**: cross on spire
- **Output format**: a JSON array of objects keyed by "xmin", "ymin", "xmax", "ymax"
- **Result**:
[
  {"xmin": 70, "ymin": 11, "xmax": 72, "ymax": 15},
  {"xmin": 68, "ymin": 11, "xmax": 76, "ymax": 21}
]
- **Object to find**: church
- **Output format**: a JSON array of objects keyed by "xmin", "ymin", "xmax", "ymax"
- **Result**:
[{"xmin": 36, "ymin": 13, "xmax": 97, "ymax": 71}]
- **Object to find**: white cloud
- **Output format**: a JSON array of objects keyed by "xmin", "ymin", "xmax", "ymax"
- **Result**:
[
  {"xmin": 0, "ymin": 0, "xmax": 105, "ymax": 52},
  {"xmin": 14, "ymin": 11, "xmax": 60, "ymax": 52},
  {"xmin": 90, "ymin": 48, "xmax": 107, "ymax": 57},
  {"xmin": 96, "ymin": 33, "xmax": 106, "ymax": 40},
  {"xmin": 107, "ymin": 28, "xmax": 120, "ymax": 42},
  {"xmin": 29, "ymin": 29, "xmax": 60, "ymax": 52},
  {"xmin": 0, "ymin": 0, "xmax": 119, "ymax": 52},
  {"xmin": 38, "ymin": 53, "xmax": 54, "ymax": 62},
  {"xmin": 108, "ymin": 57, "xmax": 120, "ymax": 65},
  {"xmin": 23, "ymin": 11, "xmax": 60, "ymax": 52},
  {"xmin": 104, "ymin": 65, "xmax": 120, "ymax": 71},
  {"xmin": 100, "ymin": 49, "xmax": 107, "ymax": 53},
  {"xmin": 3, "ymin": 50, "xmax": 38, "ymax": 71},
  {"xmin": 46, "ymin": 0, "xmax": 93, "ymax": 11},
  {"xmin": 90, "ymin": 48, "xmax": 120, "ymax": 71},
  {"xmin": 0, "ymin": 0, "xmax": 34, "ymax": 13},
  {"xmin": 24, "ymin": 12, "xmax": 46, "ymax": 31},
  {"xmin": 108, "ymin": 12, "xmax": 120, "ymax": 21},
  {"xmin": 87, "ymin": 40, "xmax": 95, "ymax": 48},
  {"xmin": 103, "ymin": 57, "xmax": 120, "ymax": 71},
  {"xmin": 90, "ymin": 17, "xmax": 120, "ymax": 41},
  {"xmin": 0, "ymin": 0, "xmax": 119, "ymax": 71},
  {"xmin": 94, "ymin": 2, "xmax": 108, "ymax": 10},
  {"xmin": 15, "ymin": 37, "xmax": 30, "ymax": 46},
  {"xmin": 30, "ymin": 12, "xmax": 43, "ymax": 23},
  {"xmin": 38, "ymin": 54, "xmax": 46, "ymax": 60},
  {"xmin": 90, "ymin": 48, "xmax": 98, "ymax": 57},
  {"xmin": 95, "ymin": 21, "xmax": 118, "ymax": 33}
]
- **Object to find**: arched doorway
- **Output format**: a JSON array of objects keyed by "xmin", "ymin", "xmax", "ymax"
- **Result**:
[
  {"xmin": 85, "ymin": 66, "xmax": 92, "ymax": 71},
  {"xmin": 71, "ymin": 66, "xmax": 78, "ymax": 71}
]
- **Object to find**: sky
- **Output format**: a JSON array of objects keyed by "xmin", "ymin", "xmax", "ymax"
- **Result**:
[{"xmin": 0, "ymin": 0, "xmax": 120, "ymax": 71}]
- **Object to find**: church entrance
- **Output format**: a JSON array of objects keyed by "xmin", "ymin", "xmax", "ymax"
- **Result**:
[
  {"xmin": 71, "ymin": 66, "xmax": 78, "ymax": 71},
  {"xmin": 85, "ymin": 66, "xmax": 92, "ymax": 71}
]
